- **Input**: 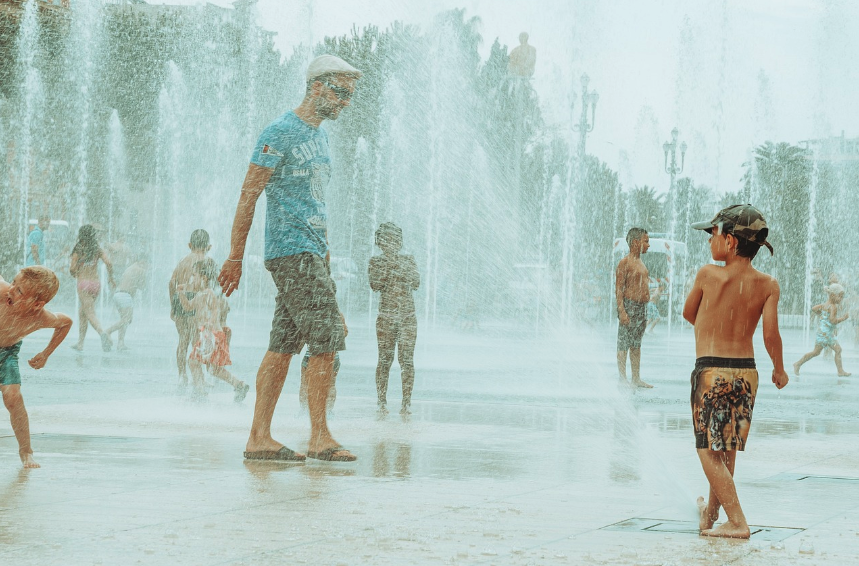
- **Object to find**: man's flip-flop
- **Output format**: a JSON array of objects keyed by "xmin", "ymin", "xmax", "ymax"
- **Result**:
[
  {"xmin": 306, "ymin": 446, "xmax": 357, "ymax": 462},
  {"xmin": 243, "ymin": 446, "xmax": 306, "ymax": 462}
]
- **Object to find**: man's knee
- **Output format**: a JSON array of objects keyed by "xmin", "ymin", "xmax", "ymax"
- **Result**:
[
  {"xmin": 379, "ymin": 351, "xmax": 395, "ymax": 368},
  {"xmin": 1, "ymin": 386, "xmax": 24, "ymax": 412}
]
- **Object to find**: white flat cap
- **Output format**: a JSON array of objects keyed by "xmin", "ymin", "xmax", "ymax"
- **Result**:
[{"xmin": 306, "ymin": 54, "xmax": 363, "ymax": 81}]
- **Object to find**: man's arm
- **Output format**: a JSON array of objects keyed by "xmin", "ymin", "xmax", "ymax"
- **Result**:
[
  {"xmin": 682, "ymin": 268, "xmax": 705, "ymax": 325},
  {"xmin": 615, "ymin": 259, "xmax": 629, "ymax": 324},
  {"xmin": 762, "ymin": 280, "xmax": 788, "ymax": 389},
  {"xmin": 406, "ymin": 256, "xmax": 420, "ymax": 290},
  {"xmin": 218, "ymin": 164, "xmax": 274, "ymax": 297},
  {"xmin": 28, "ymin": 312, "xmax": 72, "ymax": 369},
  {"xmin": 101, "ymin": 250, "xmax": 116, "ymax": 288},
  {"xmin": 368, "ymin": 256, "xmax": 387, "ymax": 292}
]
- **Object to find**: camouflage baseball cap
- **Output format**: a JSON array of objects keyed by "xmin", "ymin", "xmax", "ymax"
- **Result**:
[{"xmin": 691, "ymin": 204, "xmax": 774, "ymax": 255}]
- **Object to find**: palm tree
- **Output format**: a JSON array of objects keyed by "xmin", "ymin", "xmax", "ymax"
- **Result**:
[
  {"xmin": 627, "ymin": 185, "xmax": 667, "ymax": 233},
  {"xmin": 742, "ymin": 141, "xmax": 811, "ymax": 313}
]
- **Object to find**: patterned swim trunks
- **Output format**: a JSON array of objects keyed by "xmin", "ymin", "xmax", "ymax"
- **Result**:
[
  {"xmin": 617, "ymin": 298, "xmax": 647, "ymax": 351},
  {"xmin": 691, "ymin": 357, "xmax": 758, "ymax": 451}
]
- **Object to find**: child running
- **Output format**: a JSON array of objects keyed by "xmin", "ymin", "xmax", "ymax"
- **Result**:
[
  {"xmin": 793, "ymin": 283, "xmax": 851, "ymax": 377},
  {"xmin": 0, "ymin": 267, "xmax": 72, "ymax": 468},
  {"xmin": 178, "ymin": 258, "xmax": 250, "ymax": 402},
  {"xmin": 684, "ymin": 204, "xmax": 788, "ymax": 539}
]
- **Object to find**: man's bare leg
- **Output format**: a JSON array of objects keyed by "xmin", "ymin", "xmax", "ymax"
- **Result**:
[
  {"xmin": 2, "ymin": 385, "xmax": 39, "ymax": 469},
  {"xmin": 188, "ymin": 358, "xmax": 208, "ymax": 397},
  {"xmin": 246, "ymin": 351, "xmax": 302, "ymax": 455},
  {"xmin": 617, "ymin": 350, "xmax": 629, "ymax": 384},
  {"xmin": 306, "ymin": 352, "xmax": 353, "ymax": 458},
  {"xmin": 630, "ymin": 348, "xmax": 653, "ymax": 388},
  {"xmin": 175, "ymin": 319, "xmax": 193, "ymax": 382},
  {"xmin": 697, "ymin": 448, "xmax": 749, "ymax": 538},
  {"xmin": 698, "ymin": 450, "xmax": 735, "ymax": 530}
]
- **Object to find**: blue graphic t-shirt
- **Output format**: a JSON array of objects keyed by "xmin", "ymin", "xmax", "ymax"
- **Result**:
[
  {"xmin": 250, "ymin": 111, "xmax": 331, "ymax": 261},
  {"xmin": 25, "ymin": 227, "xmax": 44, "ymax": 266}
]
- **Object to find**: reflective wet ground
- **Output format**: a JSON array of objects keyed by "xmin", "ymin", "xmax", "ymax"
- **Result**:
[{"xmin": 2, "ymin": 307, "xmax": 858, "ymax": 565}]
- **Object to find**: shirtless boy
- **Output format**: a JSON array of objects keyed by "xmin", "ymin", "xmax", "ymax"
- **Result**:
[
  {"xmin": 178, "ymin": 258, "xmax": 249, "ymax": 402},
  {"xmin": 106, "ymin": 257, "xmax": 148, "ymax": 351},
  {"xmin": 684, "ymin": 204, "xmax": 789, "ymax": 538},
  {"xmin": 0, "ymin": 267, "xmax": 72, "ymax": 468},
  {"xmin": 615, "ymin": 227, "xmax": 653, "ymax": 388},
  {"xmin": 169, "ymin": 229, "xmax": 211, "ymax": 385}
]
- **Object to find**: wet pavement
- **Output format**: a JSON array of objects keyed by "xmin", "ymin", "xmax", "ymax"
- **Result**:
[{"xmin": 2, "ymin": 304, "xmax": 859, "ymax": 565}]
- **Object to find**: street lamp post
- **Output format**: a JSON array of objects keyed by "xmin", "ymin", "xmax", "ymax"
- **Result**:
[
  {"xmin": 573, "ymin": 74, "xmax": 599, "ymax": 160},
  {"xmin": 561, "ymin": 74, "xmax": 598, "ymax": 324},
  {"xmin": 662, "ymin": 127, "xmax": 687, "ymax": 337},
  {"xmin": 663, "ymin": 127, "xmax": 687, "ymax": 239}
]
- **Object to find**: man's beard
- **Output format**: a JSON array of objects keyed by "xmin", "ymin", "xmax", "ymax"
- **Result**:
[{"xmin": 316, "ymin": 100, "xmax": 341, "ymax": 121}]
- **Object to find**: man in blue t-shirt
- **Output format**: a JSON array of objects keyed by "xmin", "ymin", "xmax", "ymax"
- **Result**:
[
  {"xmin": 219, "ymin": 54, "xmax": 361, "ymax": 463},
  {"xmin": 25, "ymin": 216, "xmax": 50, "ymax": 267}
]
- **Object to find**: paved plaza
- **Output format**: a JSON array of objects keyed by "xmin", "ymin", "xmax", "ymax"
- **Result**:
[{"xmin": 2, "ymin": 304, "xmax": 859, "ymax": 565}]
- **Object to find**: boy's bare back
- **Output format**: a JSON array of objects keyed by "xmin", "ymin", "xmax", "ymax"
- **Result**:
[{"xmin": 684, "ymin": 262, "xmax": 778, "ymax": 359}]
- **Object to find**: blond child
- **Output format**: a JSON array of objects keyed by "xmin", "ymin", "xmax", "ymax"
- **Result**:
[
  {"xmin": 793, "ymin": 283, "xmax": 851, "ymax": 377},
  {"xmin": 0, "ymin": 266, "xmax": 72, "ymax": 468},
  {"xmin": 684, "ymin": 204, "xmax": 789, "ymax": 538},
  {"xmin": 178, "ymin": 258, "xmax": 249, "ymax": 402}
]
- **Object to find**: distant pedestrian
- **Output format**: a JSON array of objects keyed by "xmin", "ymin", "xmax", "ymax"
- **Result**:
[
  {"xmin": 368, "ymin": 223, "xmax": 420, "ymax": 415},
  {"xmin": 615, "ymin": 228, "xmax": 653, "ymax": 388},
  {"xmin": 105, "ymin": 256, "xmax": 148, "ymax": 351},
  {"xmin": 169, "ymin": 229, "xmax": 211, "ymax": 386},
  {"xmin": 25, "ymin": 215, "xmax": 50, "ymax": 266},
  {"xmin": 70, "ymin": 225, "xmax": 116, "ymax": 352},
  {"xmin": 178, "ymin": 258, "xmax": 249, "ymax": 402}
]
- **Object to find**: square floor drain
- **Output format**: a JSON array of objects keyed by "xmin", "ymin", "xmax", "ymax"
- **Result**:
[{"xmin": 602, "ymin": 517, "xmax": 803, "ymax": 541}]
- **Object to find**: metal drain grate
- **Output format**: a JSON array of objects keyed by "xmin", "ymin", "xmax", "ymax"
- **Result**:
[
  {"xmin": 768, "ymin": 472, "xmax": 859, "ymax": 483},
  {"xmin": 0, "ymin": 433, "xmax": 150, "ymax": 444},
  {"xmin": 602, "ymin": 517, "xmax": 804, "ymax": 542}
]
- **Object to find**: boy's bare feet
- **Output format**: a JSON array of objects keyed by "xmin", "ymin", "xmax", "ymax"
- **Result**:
[
  {"xmin": 697, "ymin": 496, "xmax": 717, "ymax": 531},
  {"xmin": 632, "ymin": 378, "xmax": 653, "ymax": 388},
  {"xmin": 700, "ymin": 520, "xmax": 750, "ymax": 539},
  {"xmin": 792, "ymin": 361, "xmax": 800, "ymax": 376},
  {"xmin": 838, "ymin": 371, "xmax": 851, "ymax": 377},
  {"xmin": 71, "ymin": 343, "xmax": 83, "ymax": 351},
  {"xmin": 21, "ymin": 453, "xmax": 40, "ymax": 469}
]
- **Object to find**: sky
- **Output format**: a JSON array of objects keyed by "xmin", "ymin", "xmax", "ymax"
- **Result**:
[{"xmin": 157, "ymin": 0, "xmax": 859, "ymax": 195}]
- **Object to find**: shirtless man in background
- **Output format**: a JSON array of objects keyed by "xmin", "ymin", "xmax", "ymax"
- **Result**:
[
  {"xmin": 169, "ymin": 229, "xmax": 211, "ymax": 386},
  {"xmin": 615, "ymin": 227, "xmax": 653, "ymax": 388}
]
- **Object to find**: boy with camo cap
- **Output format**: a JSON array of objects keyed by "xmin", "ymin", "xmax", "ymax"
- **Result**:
[{"xmin": 684, "ymin": 204, "xmax": 787, "ymax": 538}]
